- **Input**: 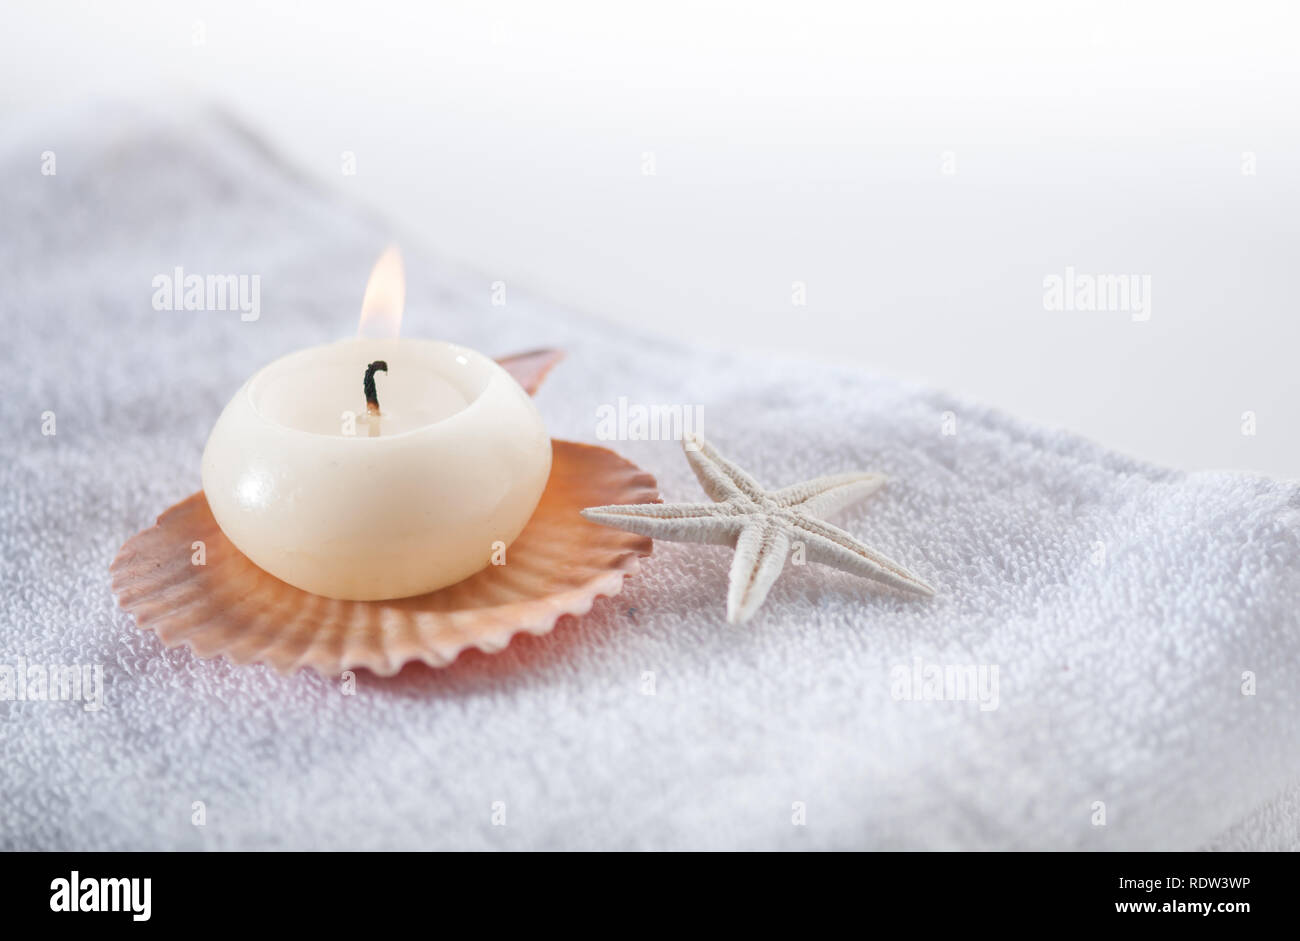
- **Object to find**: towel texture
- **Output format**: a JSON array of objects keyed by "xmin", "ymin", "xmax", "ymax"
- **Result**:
[{"xmin": 2, "ymin": 103, "xmax": 1298, "ymax": 850}]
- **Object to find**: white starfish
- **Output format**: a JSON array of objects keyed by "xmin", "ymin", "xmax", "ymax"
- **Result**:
[{"xmin": 581, "ymin": 433, "xmax": 935, "ymax": 624}]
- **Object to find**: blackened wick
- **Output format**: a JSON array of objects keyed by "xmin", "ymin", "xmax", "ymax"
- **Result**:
[{"xmin": 364, "ymin": 360, "xmax": 388, "ymax": 416}]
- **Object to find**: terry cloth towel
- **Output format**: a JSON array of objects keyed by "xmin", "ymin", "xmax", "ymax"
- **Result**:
[{"xmin": 1, "ymin": 103, "xmax": 1298, "ymax": 851}]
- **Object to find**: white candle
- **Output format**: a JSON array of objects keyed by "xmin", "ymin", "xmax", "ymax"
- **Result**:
[{"xmin": 199, "ymin": 251, "xmax": 551, "ymax": 601}]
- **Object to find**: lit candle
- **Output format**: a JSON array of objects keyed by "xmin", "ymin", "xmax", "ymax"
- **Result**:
[{"xmin": 200, "ymin": 248, "xmax": 552, "ymax": 601}]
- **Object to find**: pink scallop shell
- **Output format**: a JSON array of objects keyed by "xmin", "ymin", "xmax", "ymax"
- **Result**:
[{"xmin": 109, "ymin": 350, "xmax": 660, "ymax": 676}]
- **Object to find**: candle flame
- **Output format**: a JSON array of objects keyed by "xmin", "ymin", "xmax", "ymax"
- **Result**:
[{"xmin": 356, "ymin": 245, "xmax": 405, "ymax": 339}]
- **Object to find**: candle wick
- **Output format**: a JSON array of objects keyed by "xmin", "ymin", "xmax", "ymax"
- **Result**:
[{"xmin": 363, "ymin": 360, "xmax": 388, "ymax": 417}]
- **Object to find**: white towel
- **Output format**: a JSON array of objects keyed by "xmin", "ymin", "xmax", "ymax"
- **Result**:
[{"xmin": 2, "ymin": 102, "xmax": 1297, "ymax": 850}]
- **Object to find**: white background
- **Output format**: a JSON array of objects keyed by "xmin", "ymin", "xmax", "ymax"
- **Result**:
[{"xmin": 3, "ymin": 1, "xmax": 1297, "ymax": 476}]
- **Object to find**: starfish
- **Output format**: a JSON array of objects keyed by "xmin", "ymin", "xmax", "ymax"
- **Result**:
[{"xmin": 581, "ymin": 433, "xmax": 935, "ymax": 624}]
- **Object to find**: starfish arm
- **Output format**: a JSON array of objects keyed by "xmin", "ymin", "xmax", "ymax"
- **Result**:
[
  {"xmin": 771, "ymin": 472, "xmax": 886, "ymax": 517},
  {"xmin": 683, "ymin": 434, "xmax": 768, "ymax": 506},
  {"xmin": 580, "ymin": 503, "xmax": 746, "ymax": 546},
  {"xmin": 792, "ymin": 513, "xmax": 936, "ymax": 596},
  {"xmin": 726, "ymin": 519, "xmax": 791, "ymax": 624}
]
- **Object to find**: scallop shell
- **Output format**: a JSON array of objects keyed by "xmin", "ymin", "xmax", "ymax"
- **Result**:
[
  {"xmin": 492, "ymin": 348, "xmax": 566, "ymax": 395},
  {"xmin": 109, "ymin": 350, "xmax": 660, "ymax": 676}
]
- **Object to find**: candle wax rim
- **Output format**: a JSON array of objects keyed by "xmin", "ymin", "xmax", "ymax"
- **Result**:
[{"xmin": 242, "ymin": 337, "xmax": 514, "ymax": 441}]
